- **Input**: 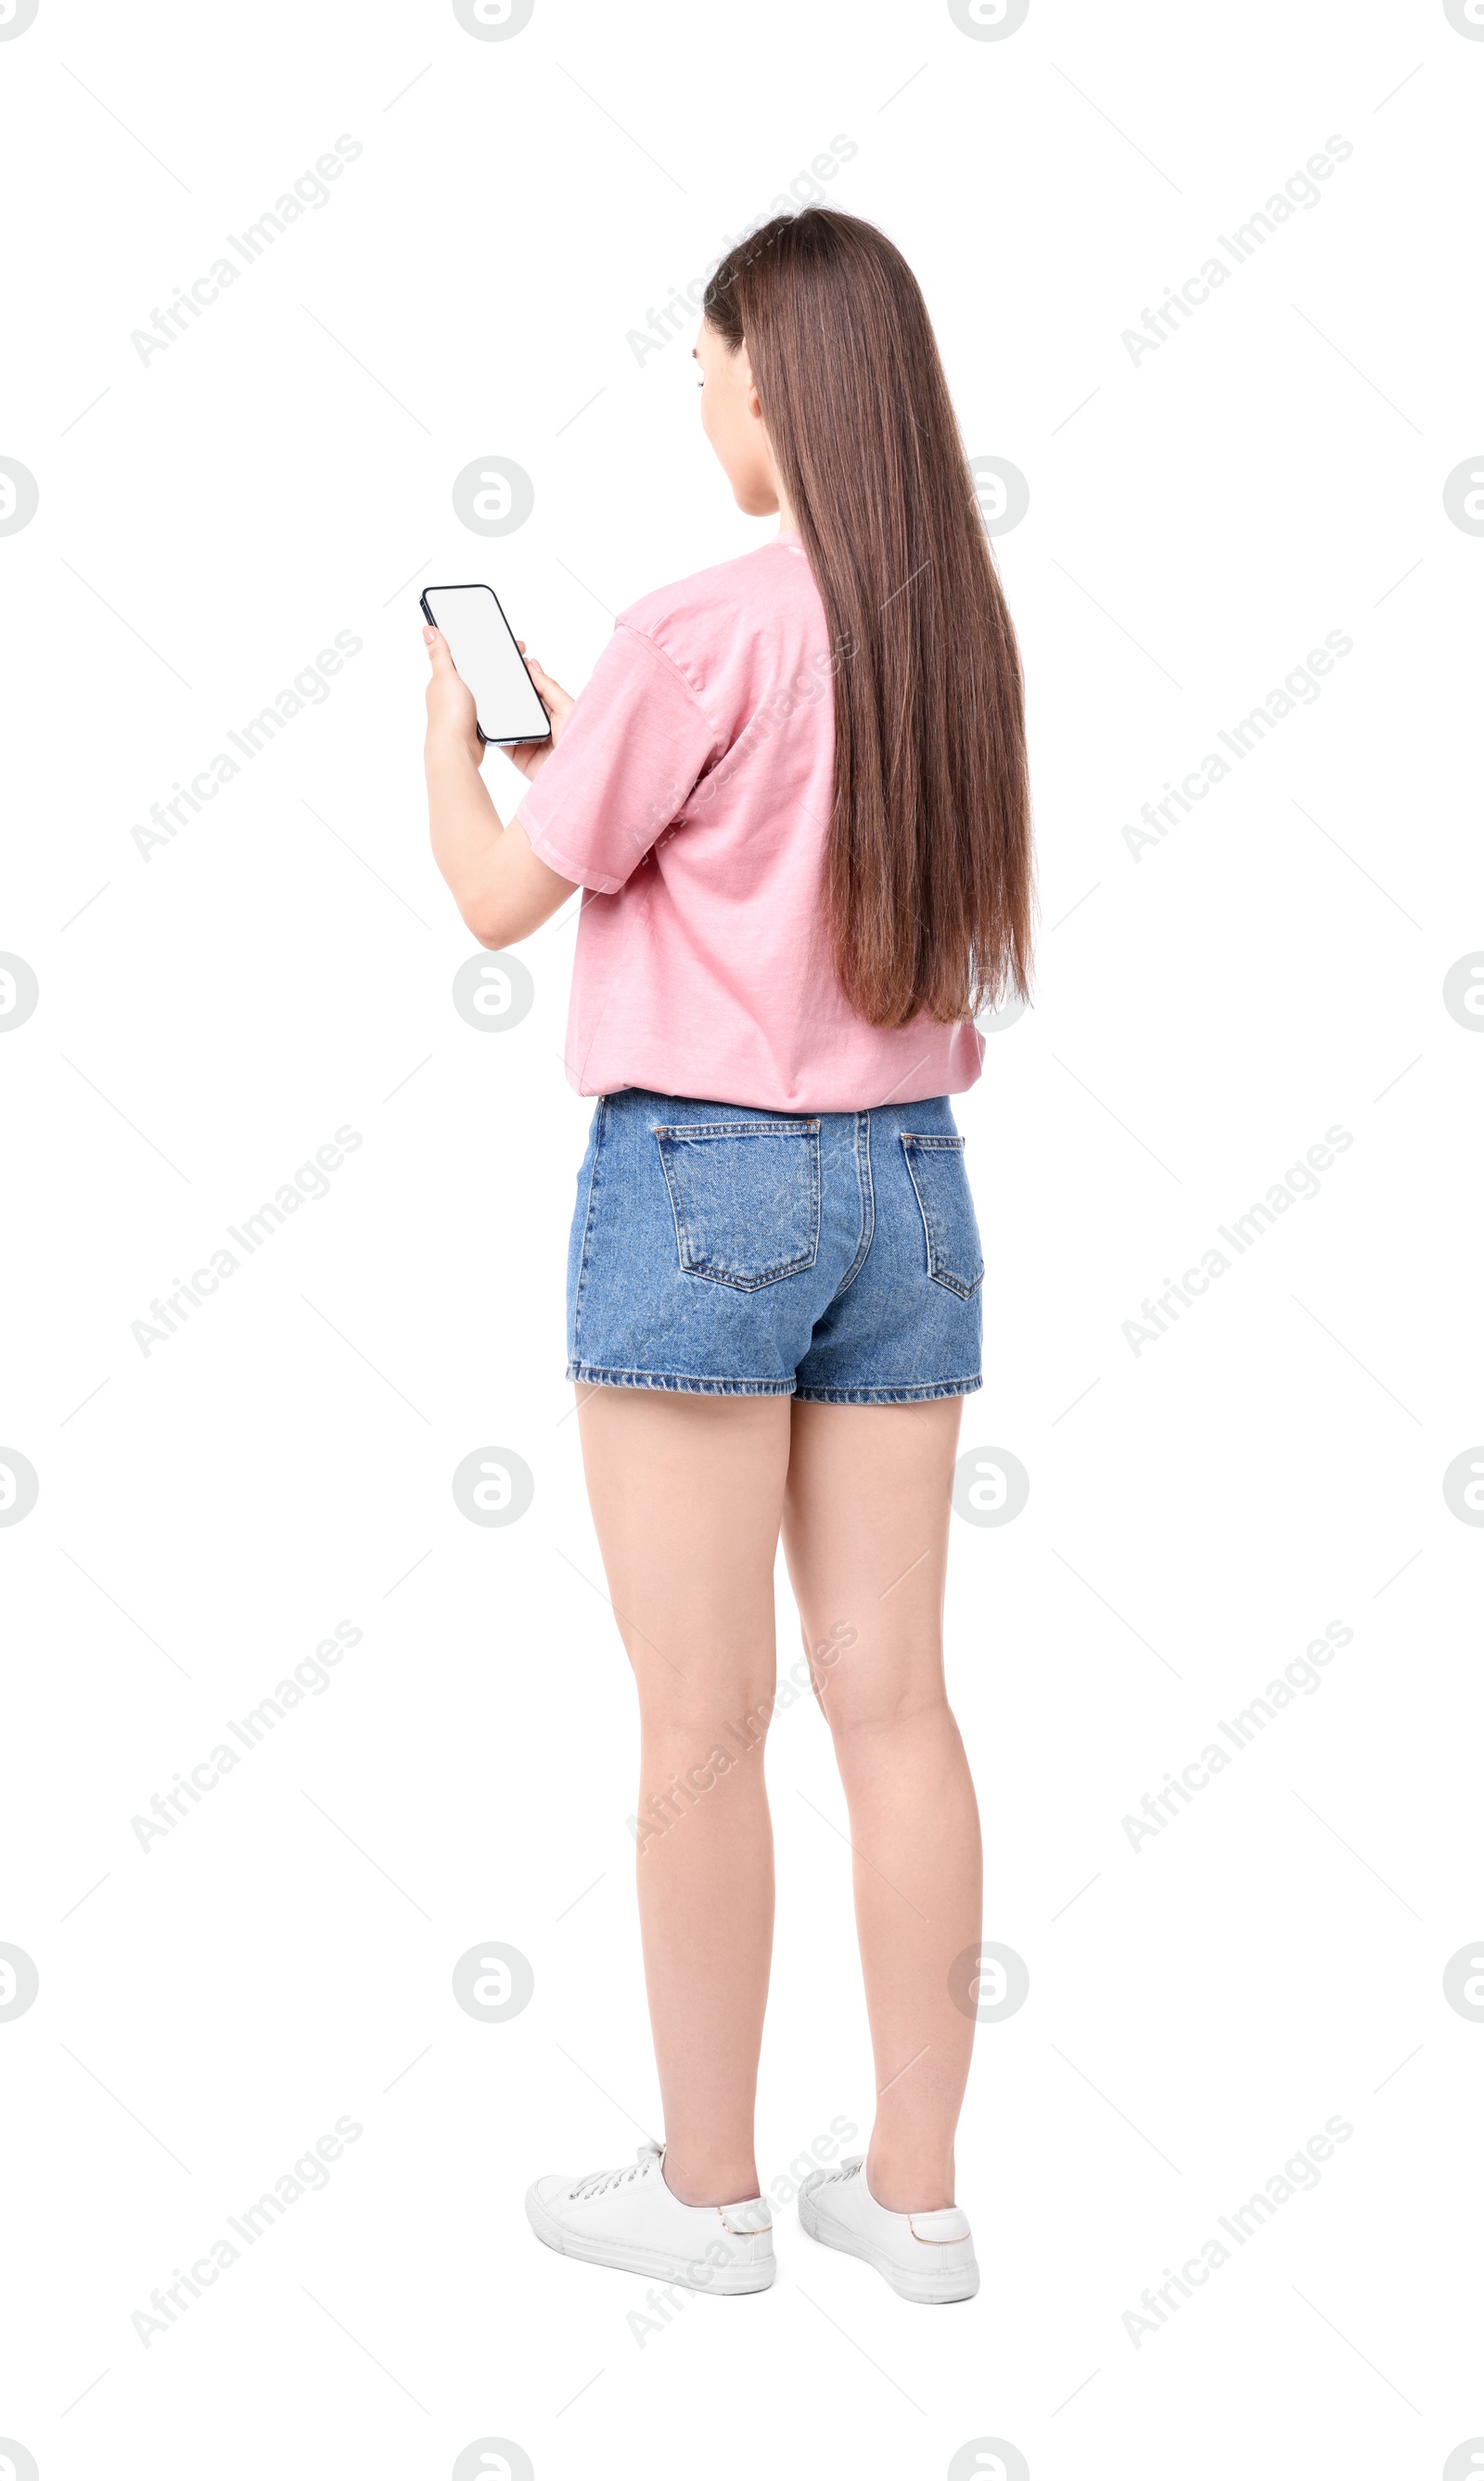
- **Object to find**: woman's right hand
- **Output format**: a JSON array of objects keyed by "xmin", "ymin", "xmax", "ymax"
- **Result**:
[{"xmin": 505, "ymin": 644, "xmax": 574, "ymax": 782}]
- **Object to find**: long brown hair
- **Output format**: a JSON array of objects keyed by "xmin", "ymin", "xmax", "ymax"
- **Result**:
[{"xmin": 704, "ymin": 209, "xmax": 1032, "ymax": 1029}]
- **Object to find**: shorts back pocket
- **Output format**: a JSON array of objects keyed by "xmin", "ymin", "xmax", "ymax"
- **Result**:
[
  {"xmin": 901, "ymin": 1132, "xmax": 984, "ymax": 1298},
  {"xmin": 653, "ymin": 1121, "xmax": 821, "ymax": 1291}
]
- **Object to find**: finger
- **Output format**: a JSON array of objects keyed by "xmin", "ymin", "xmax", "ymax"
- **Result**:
[{"xmin": 422, "ymin": 625, "xmax": 454, "ymax": 672}]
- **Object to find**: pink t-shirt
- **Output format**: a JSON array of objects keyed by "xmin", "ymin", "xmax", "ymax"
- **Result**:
[{"xmin": 516, "ymin": 534, "xmax": 985, "ymax": 1114}]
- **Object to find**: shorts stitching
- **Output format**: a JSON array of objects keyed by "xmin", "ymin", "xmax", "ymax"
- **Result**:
[
  {"xmin": 792, "ymin": 1376, "xmax": 983, "ymax": 1404},
  {"xmin": 569, "ymin": 1362, "xmax": 797, "ymax": 1397},
  {"xmin": 650, "ymin": 1120, "xmax": 822, "ymax": 1139},
  {"xmin": 832, "ymin": 1109, "xmax": 876, "ymax": 1299},
  {"xmin": 569, "ymin": 1098, "xmax": 608, "ymax": 1362}
]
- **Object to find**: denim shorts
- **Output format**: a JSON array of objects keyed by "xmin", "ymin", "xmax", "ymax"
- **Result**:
[{"xmin": 566, "ymin": 1088, "xmax": 983, "ymax": 1402}]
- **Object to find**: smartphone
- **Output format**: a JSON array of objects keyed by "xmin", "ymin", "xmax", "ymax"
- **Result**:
[{"xmin": 419, "ymin": 582, "xmax": 551, "ymax": 746}]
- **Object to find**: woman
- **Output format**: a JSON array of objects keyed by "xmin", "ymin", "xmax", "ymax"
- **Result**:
[{"xmin": 422, "ymin": 207, "xmax": 1031, "ymax": 2305}]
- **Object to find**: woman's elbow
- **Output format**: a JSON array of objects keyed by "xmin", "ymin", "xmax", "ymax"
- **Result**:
[
  {"xmin": 456, "ymin": 843, "xmax": 575, "ymax": 948},
  {"xmin": 468, "ymin": 902, "xmax": 520, "ymax": 947},
  {"xmin": 461, "ymin": 897, "xmax": 523, "ymax": 951}
]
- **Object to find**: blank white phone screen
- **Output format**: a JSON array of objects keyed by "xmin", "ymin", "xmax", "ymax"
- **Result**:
[{"xmin": 424, "ymin": 584, "xmax": 550, "ymax": 743}]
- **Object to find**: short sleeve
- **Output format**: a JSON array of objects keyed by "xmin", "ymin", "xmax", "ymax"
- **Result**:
[{"xmin": 513, "ymin": 622, "xmax": 722, "ymax": 895}]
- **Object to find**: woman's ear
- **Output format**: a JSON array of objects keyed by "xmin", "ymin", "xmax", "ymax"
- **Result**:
[{"xmin": 736, "ymin": 343, "xmax": 763, "ymax": 421}]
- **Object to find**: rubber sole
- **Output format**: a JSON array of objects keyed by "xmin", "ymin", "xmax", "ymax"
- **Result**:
[
  {"xmin": 798, "ymin": 2187, "xmax": 979, "ymax": 2303},
  {"xmin": 524, "ymin": 2184, "xmax": 775, "ymax": 2294}
]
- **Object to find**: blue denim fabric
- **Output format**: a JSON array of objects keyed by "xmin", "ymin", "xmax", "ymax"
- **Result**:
[{"xmin": 567, "ymin": 1088, "xmax": 983, "ymax": 1402}]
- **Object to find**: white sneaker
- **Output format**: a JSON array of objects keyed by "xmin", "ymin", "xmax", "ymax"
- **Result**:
[
  {"xmin": 798, "ymin": 2155, "xmax": 979, "ymax": 2303},
  {"xmin": 525, "ymin": 2141, "xmax": 774, "ymax": 2294}
]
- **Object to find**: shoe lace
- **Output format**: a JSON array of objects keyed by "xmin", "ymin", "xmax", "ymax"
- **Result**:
[
  {"xmin": 570, "ymin": 2142, "xmax": 662, "ymax": 2201},
  {"xmin": 817, "ymin": 2155, "xmax": 864, "ymax": 2186}
]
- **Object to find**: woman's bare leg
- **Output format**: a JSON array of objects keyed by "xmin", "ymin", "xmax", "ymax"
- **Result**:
[
  {"xmin": 576, "ymin": 1387, "xmax": 793, "ymax": 2206},
  {"xmin": 781, "ymin": 1396, "xmax": 980, "ymax": 2213}
]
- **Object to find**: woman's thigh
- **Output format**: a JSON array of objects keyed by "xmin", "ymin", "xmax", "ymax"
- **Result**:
[
  {"xmin": 780, "ymin": 1397, "xmax": 964, "ymax": 1729},
  {"xmin": 576, "ymin": 1388, "xmax": 794, "ymax": 1723}
]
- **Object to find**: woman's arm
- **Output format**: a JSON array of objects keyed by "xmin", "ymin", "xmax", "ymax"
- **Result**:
[{"xmin": 423, "ymin": 625, "xmax": 577, "ymax": 948}]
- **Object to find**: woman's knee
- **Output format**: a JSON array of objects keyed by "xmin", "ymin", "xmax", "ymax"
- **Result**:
[
  {"xmin": 637, "ymin": 1673, "xmax": 779, "ymax": 1758},
  {"xmin": 818, "ymin": 1663, "xmax": 954, "ymax": 1748}
]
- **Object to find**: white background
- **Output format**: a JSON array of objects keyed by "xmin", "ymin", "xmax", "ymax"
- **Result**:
[{"xmin": 3, "ymin": 1, "xmax": 1482, "ymax": 2475}]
